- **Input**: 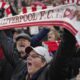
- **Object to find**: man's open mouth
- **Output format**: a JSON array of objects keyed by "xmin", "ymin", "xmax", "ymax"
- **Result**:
[
  {"xmin": 27, "ymin": 62, "xmax": 32, "ymax": 66},
  {"xmin": 20, "ymin": 45, "xmax": 25, "ymax": 47},
  {"xmin": 48, "ymin": 36, "xmax": 51, "ymax": 39}
]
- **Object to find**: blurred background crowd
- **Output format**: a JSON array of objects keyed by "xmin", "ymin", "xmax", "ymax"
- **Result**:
[{"xmin": 0, "ymin": 0, "xmax": 80, "ymax": 80}]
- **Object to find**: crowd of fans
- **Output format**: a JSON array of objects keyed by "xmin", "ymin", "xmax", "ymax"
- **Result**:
[{"xmin": 0, "ymin": 0, "xmax": 80, "ymax": 80}]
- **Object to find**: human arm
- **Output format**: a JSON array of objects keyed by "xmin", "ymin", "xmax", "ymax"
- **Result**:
[
  {"xmin": 0, "ymin": 30, "xmax": 20, "ymax": 68},
  {"xmin": 31, "ymin": 27, "xmax": 50, "ymax": 47},
  {"xmin": 49, "ymin": 29, "xmax": 77, "ymax": 80}
]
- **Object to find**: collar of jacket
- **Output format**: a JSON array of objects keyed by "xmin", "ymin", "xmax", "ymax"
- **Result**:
[{"xmin": 28, "ymin": 64, "xmax": 47, "ymax": 80}]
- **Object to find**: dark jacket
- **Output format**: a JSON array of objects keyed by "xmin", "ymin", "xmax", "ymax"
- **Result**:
[
  {"xmin": 0, "ymin": 29, "xmax": 77, "ymax": 80},
  {"xmin": 0, "ymin": 36, "xmax": 14, "ymax": 80},
  {"xmin": 0, "ymin": 58, "xmax": 13, "ymax": 80}
]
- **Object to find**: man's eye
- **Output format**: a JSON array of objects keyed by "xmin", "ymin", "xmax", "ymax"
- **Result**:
[{"xmin": 32, "ymin": 55, "xmax": 38, "ymax": 58}]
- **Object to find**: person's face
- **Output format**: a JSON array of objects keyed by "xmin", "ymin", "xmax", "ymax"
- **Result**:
[
  {"xmin": 16, "ymin": 38, "xmax": 31, "ymax": 57},
  {"xmin": 48, "ymin": 31, "xmax": 56, "ymax": 41},
  {"xmin": 27, "ymin": 50, "xmax": 46, "ymax": 75}
]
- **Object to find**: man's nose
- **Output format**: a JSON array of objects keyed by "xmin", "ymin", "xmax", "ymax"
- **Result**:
[{"xmin": 27, "ymin": 55, "xmax": 32, "ymax": 60}]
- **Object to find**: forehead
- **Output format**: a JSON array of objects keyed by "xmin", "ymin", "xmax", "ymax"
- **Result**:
[
  {"xmin": 48, "ymin": 31, "xmax": 54, "ymax": 35},
  {"xmin": 30, "ymin": 50, "xmax": 38, "ymax": 55}
]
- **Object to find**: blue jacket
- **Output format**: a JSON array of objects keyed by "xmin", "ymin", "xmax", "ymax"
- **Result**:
[{"xmin": 31, "ymin": 28, "xmax": 49, "ymax": 47}]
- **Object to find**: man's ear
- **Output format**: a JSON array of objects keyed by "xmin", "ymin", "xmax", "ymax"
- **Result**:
[{"xmin": 41, "ymin": 61, "xmax": 47, "ymax": 67}]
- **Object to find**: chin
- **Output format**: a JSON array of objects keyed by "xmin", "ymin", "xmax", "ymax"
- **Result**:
[{"xmin": 28, "ymin": 69, "xmax": 32, "ymax": 74}]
